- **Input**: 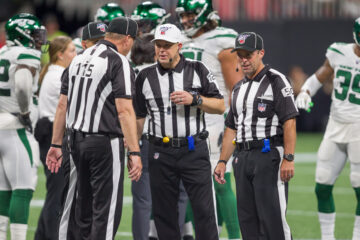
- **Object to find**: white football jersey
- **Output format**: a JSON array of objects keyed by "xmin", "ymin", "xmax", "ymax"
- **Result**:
[
  {"xmin": 326, "ymin": 42, "xmax": 360, "ymax": 123},
  {"xmin": 181, "ymin": 27, "xmax": 238, "ymax": 108},
  {"xmin": 0, "ymin": 45, "xmax": 41, "ymax": 129}
]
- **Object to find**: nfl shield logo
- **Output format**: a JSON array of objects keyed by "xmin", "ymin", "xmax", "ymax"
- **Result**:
[
  {"xmin": 238, "ymin": 34, "xmax": 250, "ymax": 44},
  {"xmin": 258, "ymin": 102, "xmax": 267, "ymax": 112},
  {"xmin": 154, "ymin": 152, "xmax": 160, "ymax": 159},
  {"xmin": 160, "ymin": 26, "xmax": 170, "ymax": 35},
  {"xmin": 97, "ymin": 23, "xmax": 106, "ymax": 32},
  {"xmin": 234, "ymin": 157, "xmax": 238, "ymax": 164}
]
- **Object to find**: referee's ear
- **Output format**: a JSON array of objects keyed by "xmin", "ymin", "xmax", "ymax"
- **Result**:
[{"xmin": 177, "ymin": 42, "xmax": 183, "ymax": 52}]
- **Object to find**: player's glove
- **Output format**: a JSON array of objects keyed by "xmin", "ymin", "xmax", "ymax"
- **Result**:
[
  {"xmin": 18, "ymin": 112, "xmax": 33, "ymax": 133},
  {"xmin": 295, "ymin": 91, "xmax": 312, "ymax": 110}
]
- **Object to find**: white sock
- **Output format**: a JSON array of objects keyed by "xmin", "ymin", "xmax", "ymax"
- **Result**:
[
  {"xmin": 149, "ymin": 219, "xmax": 158, "ymax": 238},
  {"xmin": 353, "ymin": 215, "xmax": 360, "ymax": 240},
  {"xmin": 318, "ymin": 212, "xmax": 336, "ymax": 240},
  {"xmin": 0, "ymin": 216, "xmax": 9, "ymax": 240},
  {"xmin": 10, "ymin": 223, "xmax": 27, "ymax": 240},
  {"xmin": 218, "ymin": 225, "xmax": 222, "ymax": 235},
  {"xmin": 182, "ymin": 221, "xmax": 194, "ymax": 236}
]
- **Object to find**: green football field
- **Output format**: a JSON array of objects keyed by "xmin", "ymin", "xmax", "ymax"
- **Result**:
[{"xmin": 23, "ymin": 133, "xmax": 357, "ymax": 240}]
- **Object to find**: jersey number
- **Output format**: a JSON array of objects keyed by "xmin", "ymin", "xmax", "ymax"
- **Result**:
[
  {"xmin": 182, "ymin": 50, "xmax": 203, "ymax": 61},
  {"xmin": 334, "ymin": 69, "xmax": 360, "ymax": 105},
  {"xmin": 0, "ymin": 59, "xmax": 11, "ymax": 96}
]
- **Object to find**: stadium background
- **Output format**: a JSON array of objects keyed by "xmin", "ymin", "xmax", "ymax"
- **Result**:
[{"xmin": 1, "ymin": 0, "xmax": 358, "ymax": 239}]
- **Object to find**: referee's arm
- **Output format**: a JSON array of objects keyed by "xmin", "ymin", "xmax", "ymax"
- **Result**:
[
  {"xmin": 47, "ymin": 68, "xmax": 70, "ymax": 173},
  {"xmin": 115, "ymin": 98, "xmax": 142, "ymax": 181},
  {"xmin": 214, "ymin": 109, "xmax": 237, "ymax": 184}
]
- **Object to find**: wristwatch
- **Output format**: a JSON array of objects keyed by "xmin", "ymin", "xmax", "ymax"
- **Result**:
[
  {"xmin": 190, "ymin": 91, "xmax": 203, "ymax": 106},
  {"xmin": 127, "ymin": 151, "xmax": 141, "ymax": 157},
  {"xmin": 283, "ymin": 153, "xmax": 294, "ymax": 161}
]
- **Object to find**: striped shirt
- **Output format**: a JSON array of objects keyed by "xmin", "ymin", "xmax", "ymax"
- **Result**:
[
  {"xmin": 60, "ymin": 40, "xmax": 134, "ymax": 136},
  {"xmin": 225, "ymin": 65, "xmax": 298, "ymax": 143},
  {"xmin": 134, "ymin": 55, "xmax": 223, "ymax": 138}
]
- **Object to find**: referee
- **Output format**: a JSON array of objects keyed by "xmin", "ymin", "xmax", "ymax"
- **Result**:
[
  {"xmin": 134, "ymin": 24, "xmax": 225, "ymax": 240},
  {"xmin": 214, "ymin": 32, "xmax": 298, "ymax": 240},
  {"xmin": 46, "ymin": 17, "xmax": 142, "ymax": 240}
]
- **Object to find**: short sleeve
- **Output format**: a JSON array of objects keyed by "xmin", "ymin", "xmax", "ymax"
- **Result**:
[
  {"xmin": 133, "ymin": 70, "xmax": 148, "ymax": 118},
  {"xmin": 111, "ymin": 53, "xmax": 133, "ymax": 99},
  {"xmin": 60, "ymin": 67, "xmax": 70, "ymax": 95},
  {"xmin": 326, "ymin": 42, "xmax": 346, "ymax": 69},
  {"xmin": 196, "ymin": 62, "xmax": 223, "ymax": 99},
  {"xmin": 225, "ymin": 107, "xmax": 236, "ymax": 130},
  {"xmin": 272, "ymin": 75, "xmax": 299, "ymax": 123}
]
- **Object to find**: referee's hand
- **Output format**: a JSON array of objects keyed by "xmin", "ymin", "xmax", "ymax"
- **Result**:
[
  {"xmin": 46, "ymin": 147, "xmax": 63, "ymax": 174},
  {"xmin": 170, "ymin": 91, "xmax": 193, "ymax": 105},
  {"xmin": 280, "ymin": 159, "xmax": 295, "ymax": 182},
  {"xmin": 214, "ymin": 162, "xmax": 226, "ymax": 184},
  {"xmin": 128, "ymin": 155, "xmax": 142, "ymax": 182}
]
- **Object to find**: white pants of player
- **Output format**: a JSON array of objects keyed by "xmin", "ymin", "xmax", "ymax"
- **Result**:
[
  {"xmin": 206, "ymin": 114, "xmax": 233, "ymax": 173},
  {"xmin": 0, "ymin": 129, "xmax": 39, "ymax": 191}
]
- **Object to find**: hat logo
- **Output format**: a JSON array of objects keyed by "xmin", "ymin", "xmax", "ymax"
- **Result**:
[
  {"xmin": 238, "ymin": 34, "xmax": 250, "ymax": 44},
  {"xmin": 97, "ymin": 23, "xmax": 106, "ymax": 32},
  {"xmin": 160, "ymin": 26, "xmax": 170, "ymax": 35}
]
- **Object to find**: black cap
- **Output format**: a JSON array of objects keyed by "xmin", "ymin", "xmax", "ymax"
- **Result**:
[
  {"xmin": 82, "ymin": 22, "xmax": 107, "ymax": 41},
  {"xmin": 231, "ymin": 32, "xmax": 264, "ymax": 53},
  {"xmin": 107, "ymin": 17, "xmax": 138, "ymax": 38}
]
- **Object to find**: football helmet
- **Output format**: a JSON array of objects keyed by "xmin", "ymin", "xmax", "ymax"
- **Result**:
[
  {"xmin": 94, "ymin": 3, "xmax": 125, "ymax": 25},
  {"xmin": 5, "ymin": 13, "xmax": 46, "ymax": 50},
  {"xmin": 131, "ymin": 1, "xmax": 169, "ymax": 35},
  {"xmin": 353, "ymin": 17, "xmax": 360, "ymax": 46},
  {"xmin": 175, "ymin": 0, "xmax": 219, "ymax": 37}
]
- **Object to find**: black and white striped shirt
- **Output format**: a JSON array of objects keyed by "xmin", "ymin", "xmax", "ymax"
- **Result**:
[
  {"xmin": 134, "ymin": 55, "xmax": 223, "ymax": 138},
  {"xmin": 225, "ymin": 65, "xmax": 298, "ymax": 143},
  {"xmin": 60, "ymin": 40, "xmax": 134, "ymax": 136}
]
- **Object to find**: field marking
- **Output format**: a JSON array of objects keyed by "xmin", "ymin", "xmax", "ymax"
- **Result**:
[
  {"xmin": 290, "ymin": 186, "xmax": 354, "ymax": 195},
  {"xmin": 296, "ymin": 152, "xmax": 317, "ymax": 162}
]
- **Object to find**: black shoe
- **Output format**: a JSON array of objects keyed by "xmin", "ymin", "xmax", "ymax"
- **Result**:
[
  {"xmin": 149, "ymin": 238, "xmax": 158, "ymax": 240},
  {"xmin": 183, "ymin": 236, "xmax": 194, "ymax": 240}
]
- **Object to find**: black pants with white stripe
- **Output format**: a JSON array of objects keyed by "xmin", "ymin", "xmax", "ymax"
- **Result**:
[
  {"xmin": 233, "ymin": 146, "xmax": 292, "ymax": 240},
  {"xmin": 58, "ymin": 133, "xmax": 124, "ymax": 240},
  {"xmin": 148, "ymin": 140, "xmax": 218, "ymax": 240}
]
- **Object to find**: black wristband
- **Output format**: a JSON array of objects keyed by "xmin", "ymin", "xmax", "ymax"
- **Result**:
[
  {"xmin": 217, "ymin": 160, "xmax": 227, "ymax": 165},
  {"xmin": 128, "ymin": 151, "xmax": 141, "ymax": 157},
  {"xmin": 51, "ymin": 144, "xmax": 62, "ymax": 148}
]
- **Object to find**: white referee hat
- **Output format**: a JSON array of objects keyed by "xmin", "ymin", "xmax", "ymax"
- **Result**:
[{"xmin": 152, "ymin": 24, "xmax": 181, "ymax": 44}]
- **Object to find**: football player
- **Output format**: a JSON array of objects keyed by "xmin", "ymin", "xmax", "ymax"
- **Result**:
[
  {"xmin": 176, "ymin": 0, "xmax": 242, "ymax": 239},
  {"xmin": 295, "ymin": 17, "xmax": 360, "ymax": 240},
  {"xmin": 0, "ymin": 13, "xmax": 46, "ymax": 240},
  {"xmin": 94, "ymin": 2, "xmax": 125, "ymax": 25},
  {"xmin": 131, "ymin": 1, "xmax": 169, "ymax": 36}
]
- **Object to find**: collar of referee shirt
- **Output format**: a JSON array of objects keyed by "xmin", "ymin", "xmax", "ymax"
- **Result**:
[
  {"xmin": 157, "ymin": 54, "xmax": 186, "ymax": 75},
  {"xmin": 243, "ymin": 64, "xmax": 270, "ymax": 83},
  {"xmin": 96, "ymin": 39, "xmax": 117, "ymax": 51}
]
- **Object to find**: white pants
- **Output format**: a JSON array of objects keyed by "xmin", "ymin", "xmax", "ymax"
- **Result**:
[
  {"xmin": 206, "ymin": 114, "xmax": 233, "ymax": 173},
  {"xmin": 0, "ymin": 129, "xmax": 39, "ymax": 190},
  {"xmin": 316, "ymin": 138, "xmax": 360, "ymax": 187}
]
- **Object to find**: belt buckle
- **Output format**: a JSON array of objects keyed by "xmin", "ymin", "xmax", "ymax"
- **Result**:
[{"xmin": 171, "ymin": 138, "xmax": 181, "ymax": 148}]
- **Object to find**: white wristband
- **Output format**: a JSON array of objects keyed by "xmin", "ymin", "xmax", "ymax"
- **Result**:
[{"xmin": 301, "ymin": 74, "xmax": 322, "ymax": 97}]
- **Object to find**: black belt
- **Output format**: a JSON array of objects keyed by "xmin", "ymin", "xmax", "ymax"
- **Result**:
[
  {"xmin": 236, "ymin": 136, "xmax": 283, "ymax": 151},
  {"xmin": 148, "ymin": 131, "xmax": 208, "ymax": 148}
]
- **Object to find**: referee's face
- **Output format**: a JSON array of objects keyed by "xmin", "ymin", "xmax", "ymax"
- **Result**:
[
  {"xmin": 236, "ymin": 49, "xmax": 264, "ymax": 79},
  {"xmin": 155, "ymin": 40, "xmax": 181, "ymax": 67}
]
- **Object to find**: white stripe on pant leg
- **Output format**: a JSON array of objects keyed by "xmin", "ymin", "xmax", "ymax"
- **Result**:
[
  {"xmin": 59, "ymin": 155, "xmax": 78, "ymax": 240},
  {"xmin": 106, "ymin": 138, "xmax": 121, "ymax": 240},
  {"xmin": 276, "ymin": 146, "xmax": 292, "ymax": 240}
]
